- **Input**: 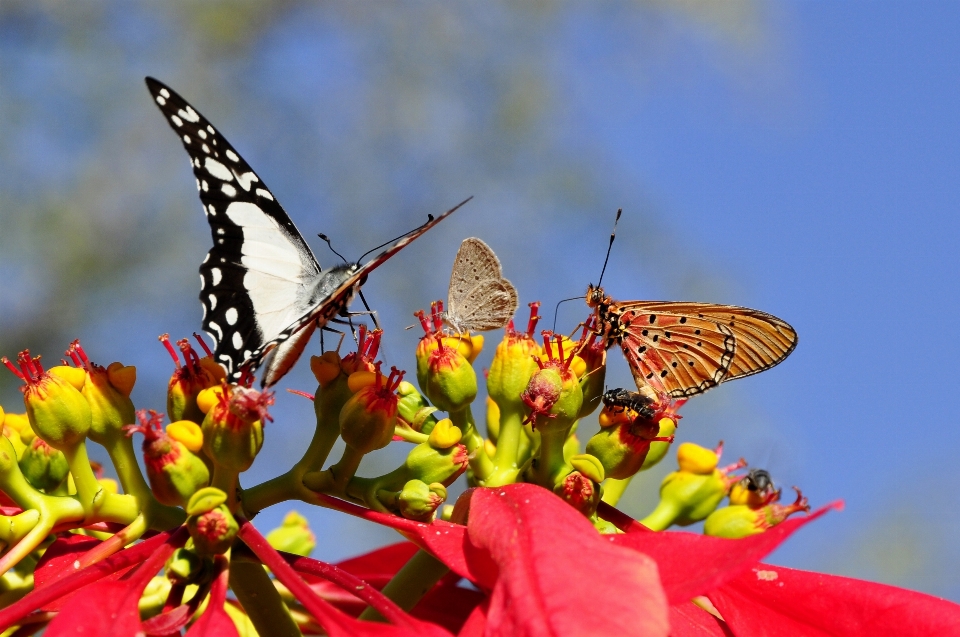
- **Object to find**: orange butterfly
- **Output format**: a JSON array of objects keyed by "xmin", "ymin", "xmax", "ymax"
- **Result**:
[{"xmin": 587, "ymin": 284, "xmax": 797, "ymax": 398}]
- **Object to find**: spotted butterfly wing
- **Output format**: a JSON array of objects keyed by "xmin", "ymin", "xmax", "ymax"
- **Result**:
[
  {"xmin": 589, "ymin": 288, "xmax": 797, "ymax": 398},
  {"xmin": 146, "ymin": 77, "xmax": 465, "ymax": 386}
]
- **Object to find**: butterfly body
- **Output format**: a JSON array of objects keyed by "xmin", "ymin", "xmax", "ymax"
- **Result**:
[
  {"xmin": 147, "ymin": 77, "xmax": 464, "ymax": 385},
  {"xmin": 587, "ymin": 284, "xmax": 797, "ymax": 398}
]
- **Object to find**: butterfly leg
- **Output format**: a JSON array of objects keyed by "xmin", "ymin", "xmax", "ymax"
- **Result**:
[{"xmin": 319, "ymin": 326, "xmax": 347, "ymax": 353}]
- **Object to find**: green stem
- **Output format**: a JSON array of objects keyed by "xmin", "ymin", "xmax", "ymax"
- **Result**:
[
  {"xmin": 62, "ymin": 442, "xmax": 100, "ymax": 519},
  {"xmin": 450, "ymin": 406, "xmax": 492, "ymax": 482},
  {"xmin": 211, "ymin": 465, "xmax": 240, "ymax": 513},
  {"xmin": 327, "ymin": 446, "xmax": 366, "ymax": 496},
  {"xmin": 230, "ymin": 557, "xmax": 303, "ymax": 637},
  {"xmin": 530, "ymin": 426, "xmax": 572, "ymax": 489},
  {"xmin": 104, "ymin": 436, "xmax": 185, "ymax": 530},
  {"xmin": 393, "ymin": 426, "xmax": 429, "ymax": 445},
  {"xmin": 600, "ymin": 477, "xmax": 633, "ymax": 507},
  {"xmin": 638, "ymin": 500, "xmax": 679, "ymax": 531},
  {"xmin": 485, "ymin": 404, "xmax": 525, "ymax": 487},
  {"xmin": 358, "ymin": 549, "xmax": 450, "ymax": 622}
]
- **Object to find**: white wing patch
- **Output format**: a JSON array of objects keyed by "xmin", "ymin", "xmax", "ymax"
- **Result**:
[{"xmin": 204, "ymin": 157, "xmax": 233, "ymax": 181}]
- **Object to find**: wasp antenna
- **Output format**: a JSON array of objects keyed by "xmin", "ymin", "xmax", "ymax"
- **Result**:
[{"xmin": 596, "ymin": 208, "xmax": 622, "ymax": 288}]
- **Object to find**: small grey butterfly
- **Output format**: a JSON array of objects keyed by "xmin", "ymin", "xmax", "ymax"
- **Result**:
[{"xmin": 445, "ymin": 238, "xmax": 519, "ymax": 333}]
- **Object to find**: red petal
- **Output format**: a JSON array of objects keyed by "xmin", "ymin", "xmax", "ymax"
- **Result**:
[
  {"xmin": 332, "ymin": 542, "xmax": 420, "ymax": 586},
  {"xmin": 185, "ymin": 558, "xmax": 239, "ymax": 637},
  {"xmin": 707, "ymin": 562, "xmax": 960, "ymax": 637},
  {"xmin": 42, "ymin": 531, "xmax": 185, "ymax": 637},
  {"xmin": 611, "ymin": 503, "xmax": 840, "ymax": 604},
  {"xmin": 0, "ymin": 528, "xmax": 184, "ymax": 630},
  {"xmin": 412, "ymin": 578, "xmax": 485, "ymax": 633},
  {"xmin": 467, "ymin": 483, "xmax": 669, "ymax": 637},
  {"xmin": 456, "ymin": 601, "xmax": 488, "ymax": 637},
  {"xmin": 668, "ymin": 602, "xmax": 731, "ymax": 637}
]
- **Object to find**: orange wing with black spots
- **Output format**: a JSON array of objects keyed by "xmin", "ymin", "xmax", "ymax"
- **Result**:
[{"xmin": 609, "ymin": 300, "xmax": 797, "ymax": 398}]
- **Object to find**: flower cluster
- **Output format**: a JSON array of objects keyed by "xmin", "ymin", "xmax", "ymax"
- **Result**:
[{"xmin": 0, "ymin": 299, "xmax": 957, "ymax": 636}]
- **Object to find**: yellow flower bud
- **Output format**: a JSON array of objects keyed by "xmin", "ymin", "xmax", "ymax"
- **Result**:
[
  {"xmin": 310, "ymin": 351, "xmax": 343, "ymax": 386},
  {"xmin": 167, "ymin": 420, "xmax": 204, "ymax": 453},
  {"xmin": 677, "ymin": 442, "xmax": 719, "ymax": 474},
  {"xmin": 428, "ymin": 418, "xmax": 463, "ymax": 449}
]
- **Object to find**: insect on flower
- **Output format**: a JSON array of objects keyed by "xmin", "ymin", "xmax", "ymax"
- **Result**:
[
  {"xmin": 586, "ymin": 210, "xmax": 798, "ymax": 398},
  {"xmin": 146, "ymin": 78, "xmax": 470, "ymax": 387}
]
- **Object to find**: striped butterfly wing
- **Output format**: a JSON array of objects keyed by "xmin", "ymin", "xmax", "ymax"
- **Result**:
[
  {"xmin": 147, "ymin": 77, "xmax": 322, "ymax": 380},
  {"xmin": 612, "ymin": 301, "xmax": 797, "ymax": 398}
]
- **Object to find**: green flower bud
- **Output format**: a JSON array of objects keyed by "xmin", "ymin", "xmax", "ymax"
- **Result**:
[
  {"xmin": 486, "ymin": 303, "xmax": 542, "ymax": 410},
  {"xmin": 521, "ymin": 354, "xmax": 583, "ymax": 433},
  {"xmin": 396, "ymin": 381, "xmax": 440, "ymax": 435},
  {"xmin": 554, "ymin": 470, "xmax": 601, "ymax": 517},
  {"xmin": 126, "ymin": 410, "xmax": 210, "ymax": 508},
  {"xmin": 161, "ymin": 335, "xmax": 224, "ymax": 424},
  {"xmin": 266, "ymin": 511, "xmax": 316, "ymax": 557},
  {"xmin": 639, "ymin": 442, "xmax": 744, "ymax": 531},
  {"xmin": 186, "ymin": 487, "xmax": 238, "ymax": 556},
  {"xmin": 573, "ymin": 324, "xmax": 607, "ymax": 419},
  {"xmin": 139, "ymin": 576, "xmax": 173, "ymax": 619},
  {"xmin": 397, "ymin": 480, "xmax": 447, "ymax": 521},
  {"xmin": 65, "ymin": 341, "xmax": 137, "ymax": 445},
  {"xmin": 4, "ymin": 351, "xmax": 91, "ymax": 451},
  {"xmin": 201, "ymin": 386, "xmax": 271, "ymax": 473},
  {"xmin": 586, "ymin": 392, "xmax": 680, "ymax": 480},
  {"xmin": 404, "ymin": 438, "xmax": 469, "ymax": 486},
  {"xmin": 416, "ymin": 335, "xmax": 477, "ymax": 413},
  {"xmin": 339, "ymin": 365, "xmax": 403, "ymax": 455},
  {"xmin": 705, "ymin": 488, "xmax": 811, "ymax": 539},
  {"xmin": 19, "ymin": 437, "xmax": 69, "ymax": 491},
  {"xmin": 165, "ymin": 547, "xmax": 207, "ymax": 585}
]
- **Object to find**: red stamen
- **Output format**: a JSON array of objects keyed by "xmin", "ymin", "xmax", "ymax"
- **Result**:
[
  {"xmin": 357, "ymin": 324, "xmax": 368, "ymax": 354},
  {"xmin": 2, "ymin": 357, "xmax": 25, "ymax": 382},
  {"xmin": 541, "ymin": 333, "xmax": 553, "ymax": 360},
  {"xmin": 237, "ymin": 367, "xmax": 254, "ymax": 388},
  {"xmin": 505, "ymin": 319, "xmax": 515, "ymax": 333},
  {"xmin": 177, "ymin": 339, "xmax": 202, "ymax": 374},
  {"xmin": 387, "ymin": 366, "xmax": 405, "ymax": 392},
  {"xmin": 159, "ymin": 334, "xmax": 181, "ymax": 368},
  {"xmin": 373, "ymin": 361, "xmax": 383, "ymax": 390},
  {"xmin": 368, "ymin": 329, "xmax": 382, "ymax": 359},
  {"xmin": 556, "ymin": 336, "xmax": 568, "ymax": 369},
  {"xmin": 526, "ymin": 302, "xmax": 541, "ymax": 336},
  {"xmin": 60, "ymin": 358, "xmax": 70, "ymax": 366},
  {"xmin": 415, "ymin": 309, "xmax": 431, "ymax": 334},
  {"xmin": 72, "ymin": 340, "xmax": 92, "ymax": 369},
  {"xmin": 285, "ymin": 389, "xmax": 315, "ymax": 401},
  {"xmin": 193, "ymin": 332, "xmax": 214, "ymax": 358},
  {"xmin": 433, "ymin": 301, "xmax": 444, "ymax": 331}
]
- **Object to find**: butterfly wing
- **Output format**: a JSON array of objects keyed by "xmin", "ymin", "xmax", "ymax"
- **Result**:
[
  {"xmin": 257, "ymin": 197, "xmax": 471, "ymax": 386},
  {"xmin": 446, "ymin": 237, "xmax": 519, "ymax": 331},
  {"xmin": 612, "ymin": 301, "xmax": 797, "ymax": 398},
  {"xmin": 146, "ymin": 78, "xmax": 322, "ymax": 380}
]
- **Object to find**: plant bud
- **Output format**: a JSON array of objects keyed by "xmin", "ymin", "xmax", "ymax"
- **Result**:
[
  {"xmin": 19, "ymin": 437, "xmax": 69, "ymax": 491},
  {"xmin": 4, "ymin": 351, "xmax": 91, "ymax": 451},
  {"xmin": 404, "ymin": 439, "xmax": 469, "ymax": 486},
  {"xmin": 396, "ymin": 381, "xmax": 440, "ymax": 434},
  {"xmin": 201, "ymin": 386, "xmax": 272, "ymax": 473},
  {"xmin": 165, "ymin": 547, "xmax": 207, "ymax": 585},
  {"xmin": 161, "ymin": 335, "xmax": 223, "ymax": 424},
  {"xmin": 521, "ymin": 336, "xmax": 584, "ymax": 433},
  {"xmin": 486, "ymin": 303, "xmax": 542, "ymax": 410},
  {"xmin": 187, "ymin": 505, "xmax": 238, "ymax": 556},
  {"xmin": 587, "ymin": 392, "xmax": 681, "ymax": 480},
  {"xmin": 554, "ymin": 470, "xmax": 600, "ymax": 517},
  {"xmin": 266, "ymin": 511, "xmax": 316, "ymax": 557},
  {"xmin": 416, "ymin": 335, "xmax": 477, "ymax": 413},
  {"xmin": 339, "ymin": 365, "xmax": 404, "ymax": 454},
  {"xmin": 125, "ymin": 410, "xmax": 210, "ymax": 508},
  {"xmin": 62, "ymin": 342, "xmax": 138, "ymax": 446},
  {"xmin": 397, "ymin": 480, "xmax": 447, "ymax": 521},
  {"xmin": 705, "ymin": 488, "xmax": 811, "ymax": 539}
]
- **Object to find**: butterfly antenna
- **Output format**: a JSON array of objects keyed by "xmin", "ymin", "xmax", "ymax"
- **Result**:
[
  {"xmin": 318, "ymin": 233, "xmax": 348, "ymax": 264},
  {"xmin": 596, "ymin": 208, "xmax": 622, "ymax": 288},
  {"xmin": 356, "ymin": 214, "xmax": 436, "ymax": 263},
  {"xmin": 552, "ymin": 295, "xmax": 587, "ymax": 331}
]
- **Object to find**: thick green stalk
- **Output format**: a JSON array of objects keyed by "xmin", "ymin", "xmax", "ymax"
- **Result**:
[
  {"xmin": 230, "ymin": 559, "xmax": 303, "ymax": 637},
  {"xmin": 485, "ymin": 404, "xmax": 525, "ymax": 487},
  {"xmin": 639, "ymin": 500, "xmax": 679, "ymax": 531},
  {"xmin": 530, "ymin": 426, "xmax": 572, "ymax": 489},
  {"xmin": 450, "ymin": 406, "xmax": 492, "ymax": 482},
  {"xmin": 104, "ymin": 435, "xmax": 185, "ymax": 530},
  {"xmin": 358, "ymin": 549, "xmax": 450, "ymax": 622},
  {"xmin": 601, "ymin": 477, "xmax": 633, "ymax": 507}
]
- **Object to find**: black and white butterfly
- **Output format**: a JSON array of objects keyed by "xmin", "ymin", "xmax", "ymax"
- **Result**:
[{"xmin": 146, "ymin": 77, "xmax": 467, "ymax": 387}]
